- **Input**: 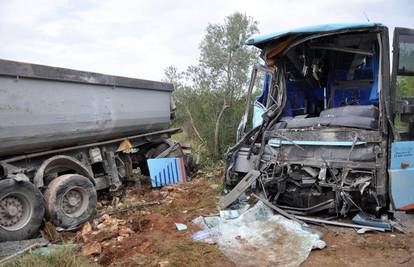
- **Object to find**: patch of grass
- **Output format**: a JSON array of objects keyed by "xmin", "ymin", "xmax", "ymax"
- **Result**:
[
  {"xmin": 112, "ymin": 252, "xmax": 160, "ymax": 267},
  {"xmin": 111, "ymin": 239, "xmax": 229, "ymax": 267},
  {"xmin": 3, "ymin": 247, "xmax": 97, "ymax": 267},
  {"xmin": 171, "ymin": 131, "xmax": 190, "ymax": 143},
  {"xmin": 130, "ymin": 253, "xmax": 159, "ymax": 266},
  {"xmin": 214, "ymin": 182, "xmax": 224, "ymax": 194},
  {"xmin": 160, "ymin": 238, "xmax": 228, "ymax": 267}
]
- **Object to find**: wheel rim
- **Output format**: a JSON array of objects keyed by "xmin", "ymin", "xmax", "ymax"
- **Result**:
[
  {"xmin": 61, "ymin": 187, "xmax": 89, "ymax": 217},
  {"xmin": 0, "ymin": 192, "xmax": 32, "ymax": 231}
]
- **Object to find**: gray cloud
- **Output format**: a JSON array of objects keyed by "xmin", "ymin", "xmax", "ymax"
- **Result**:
[{"xmin": 0, "ymin": 0, "xmax": 413, "ymax": 80}]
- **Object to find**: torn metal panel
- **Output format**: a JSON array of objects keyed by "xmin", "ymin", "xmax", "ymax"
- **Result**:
[
  {"xmin": 219, "ymin": 170, "xmax": 261, "ymax": 209},
  {"xmin": 269, "ymin": 139, "xmax": 367, "ymax": 147},
  {"xmin": 246, "ymin": 23, "xmax": 380, "ymax": 48}
]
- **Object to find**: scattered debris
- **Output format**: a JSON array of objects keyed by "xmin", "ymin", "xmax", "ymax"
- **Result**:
[
  {"xmin": 80, "ymin": 222, "xmax": 93, "ymax": 242},
  {"xmin": 295, "ymin": 215, "xmax": 387, "ymax": 232},
  {"xmin": 94, "ymin": 201, "xmax": 160, "ymax": 218},
  {"xmin": 398, "ymin": 256, "xmax": 411, "ymax": 264},
  {"xmin": 352, "ymin": 212, "xmax": 392, "ymax": 230},
  {"xmin": 253, "ymin": 193, "xmax": 389, "ymax": 233},
  {"xmin": 219, "ymin": 210, "xmax": 240, "ymax": 220},
  {"xmin": 76, "ymin": 212, "xmax": 137, "ymax": 249},
  {"xmin": 192, "ymin": 215, "xmax": 221, "ymax": 229},
  {"xmin": 82, "ymin": 241, "xmax": 102, "ymax": 256},
  {"xmin": 218, "ymin": 170, "xmax": 261, "ymax": 209},
  {"xmin": 119, "ymin": 227, "xmax": 135, "ymax": 237},
  {"xmin": 356, "ymin": 228, "xmax": 376, "ymax": 234},
  {"xmin": 252, "ymin": 193, "xmax": 305, "ymax": 225},
  {"xmin": 111, "ymin": 196, "xmax": 120, "ymax": 207},
  {"xmin": 193, "ymin": 201, "xmax": 324, "ymax": 267},
  {"xmin": 192, "ymin": 228, "xmax": 216, "ymax": 244},
  {"xmin": 312, "ymin": 240, "xmax": 327, "ymax": 250},
  {"xmin": 158, "ymin": 260, "xmax": 170, "ymax": 267},
  {"xmin": 175, "ymin": 223, "xmax": 188, "ymax": 231},
  {"xmin": 41, "ymin": 221, "xmax": 63, "ymax": 242}
]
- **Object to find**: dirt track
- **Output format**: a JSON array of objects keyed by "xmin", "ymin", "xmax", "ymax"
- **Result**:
[
  {"xmin": 304, "ymin": 226, "xmax": 414, "ymax": 267},
  {"xmin": 66, "ymin": 170, "xmax": 414, "ymax": 267}
]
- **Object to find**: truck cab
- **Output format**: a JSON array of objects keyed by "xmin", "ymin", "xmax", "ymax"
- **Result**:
[{"xmin": 227, "ymin": 23, "xmax": 414, "ymax": 216}]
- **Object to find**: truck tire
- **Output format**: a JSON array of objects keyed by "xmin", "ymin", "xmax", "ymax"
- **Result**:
[
  {"xmin": 44, "ymin": 174, "xmax": 97, "ymax": 229},
  {"xmin": 0, "ymin": 179, "xmax": 45, "ymax": 241}
]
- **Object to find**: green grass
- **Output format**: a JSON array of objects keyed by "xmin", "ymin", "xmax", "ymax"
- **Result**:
[
  {"xmin": 2, "ymin": 247, "xmax": 97, "ymax": 267},
  {"xmin": 112, "ymin": 238, "xmax": 228, "ymax": 267}
]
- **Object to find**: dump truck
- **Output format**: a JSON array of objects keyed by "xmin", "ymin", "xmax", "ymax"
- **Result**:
[
  {"xmin": 226, "ymin": 23, "xmax": 414, "ymax": 217},
  {"xmin": 0, "ymin": 59, "xmax": 185, "ymax": 241}
]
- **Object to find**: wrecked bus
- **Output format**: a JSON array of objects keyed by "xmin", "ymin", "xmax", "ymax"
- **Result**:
[
  {"xmin": 225, "ymin": 23, "xmax": 414, "ymax": 217},
  {"xmin": 0, "ymin": 60, "xmax": 185, "ymax": 241}
]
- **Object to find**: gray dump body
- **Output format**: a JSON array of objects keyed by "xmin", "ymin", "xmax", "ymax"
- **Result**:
[{"xmin": 0, "ymin": 59, "xmax": 173, "ymax": 157}]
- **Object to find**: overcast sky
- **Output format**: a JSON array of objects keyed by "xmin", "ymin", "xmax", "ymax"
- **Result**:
[{"xmin": 1, "ymin": 0, "xmax": 413, "ymax": 81}]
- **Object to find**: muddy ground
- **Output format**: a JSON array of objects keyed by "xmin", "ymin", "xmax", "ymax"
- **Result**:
[{"xmin": 62, "ymin": 169, "xmax": 414, "ymax": 267}]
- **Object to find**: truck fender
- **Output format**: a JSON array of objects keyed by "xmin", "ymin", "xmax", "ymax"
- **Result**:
[
  {"xmin": 34, "ymin": 155, "xmax": 94, "ymax": 188},
  {"xmin": 0, "ymin": 162, "xmax": 7, "ymax": 178},
  {"xmin": 8, "ymin": 173, "xmax": 30, "ymax": 182}
]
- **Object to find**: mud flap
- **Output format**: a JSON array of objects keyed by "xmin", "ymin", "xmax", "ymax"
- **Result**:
[{"xmin": 389, "ymin": 141, "xmax": 414, "ymax": 210}]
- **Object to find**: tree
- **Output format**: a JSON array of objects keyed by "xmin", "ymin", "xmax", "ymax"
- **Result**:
[
  {"xmin": 199, "ymin": 13, "xmax": 259, "ymax": 157},
  {"xmin": 164, "ymin": 66, "xmax": 205, "ymax": 145},
  {"xmin": 165, "ymin": 12, "xmax": 259, "ymax": 160},
  {"xmin": 398, "ymin": 76, "xmax": 414, "ymax": 97}
]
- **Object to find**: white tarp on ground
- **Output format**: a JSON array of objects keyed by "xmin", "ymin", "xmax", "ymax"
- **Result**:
[{"xmin": 193, "ymin": 201, "xmax": 324, "ymax": 267}]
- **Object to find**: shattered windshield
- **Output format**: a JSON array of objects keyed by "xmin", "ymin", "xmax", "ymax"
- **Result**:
[{"xmin": 261, "ymin": 32, "xmax": 381, "ymax": 130}]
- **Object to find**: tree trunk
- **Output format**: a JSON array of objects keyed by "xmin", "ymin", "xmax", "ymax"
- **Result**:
[
  {"xmin": 184, "ymin": 105, "xmax": 205, "ymax": 144},
  {"xmin": 214, "ymin": 101, "xmax": 229, "ymax": 158},
  {"xmin": 213, "ymin": 52, "xmax": 233, "ymax": 158}
]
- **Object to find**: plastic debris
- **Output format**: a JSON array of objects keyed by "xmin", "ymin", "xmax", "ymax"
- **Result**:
[
  {"xmin": 352, "ymin": 212, "xmax": 391, "ymax": 230},
  {"xmin": 356, "ymin": 228, "xmax": 376, "ymax": 234},
  {"xmin": 175, "ymin": 223, "xmax": 187, "ymax": 231},
  {"xmin": 82, "ymin": 241, "xmax": 102, "ymax": 256},
  {"xmin": 192, "ymin": 215, "xmax": 220, "ymax": 229},
  {"xmin": 191, "ymin": 201, "xmax": 324, "ymax": 267},
  {"xmin": 192, "ymin": 228, "xmax": 211, "ymax": 240},
  {"xmin": 192, "ymin": 228, "xmax": 216, "ymax": 244},
  {"xmin": 219, "ymin": 210, "xmax": 240, "ymax": 220},
  {"xmin": 312, "ymin": 240, "xmax": 327, "ymax": 250}
]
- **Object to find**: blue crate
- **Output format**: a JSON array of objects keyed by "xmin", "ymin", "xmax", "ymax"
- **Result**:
[{"xmin": 147, "ymin": 157, "xmax": 186, "ymax": 187}]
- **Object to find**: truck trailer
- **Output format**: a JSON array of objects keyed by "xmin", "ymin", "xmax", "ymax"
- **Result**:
[
  {"xmin": 0, "ymin": 59, "xmax": 183, "ymax": 241},
  {"xmin": 226, "ymin": 23, "xmax": 414, "ymax": 218}
]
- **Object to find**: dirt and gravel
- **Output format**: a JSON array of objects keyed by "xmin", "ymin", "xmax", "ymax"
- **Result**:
[
  {"xmin": 60, "ymin": 168, "xmax": 414, "ymax": 267},
  {"xmin": 61, "ymin": 169, "xmax": 235, "ymax": 266}
]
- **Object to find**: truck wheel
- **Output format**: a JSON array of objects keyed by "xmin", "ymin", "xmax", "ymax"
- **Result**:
[
  {"xmin": 45, "ymin": 174, "xmax": 97, "ymax": 229},
  {"xmin": 0, "ymin": 179, "xmax": 45, "ymax": 241}
]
